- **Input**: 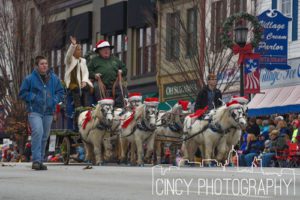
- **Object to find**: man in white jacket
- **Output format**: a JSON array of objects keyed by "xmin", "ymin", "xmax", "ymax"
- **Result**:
[{"xmin": 64, "ymin": 36, "xmax": 93, "ymax": 130}]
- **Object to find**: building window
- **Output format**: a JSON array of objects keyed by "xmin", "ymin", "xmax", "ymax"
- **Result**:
[
  {"xmin": 51, "ymin": 50, "xmax": 55, "ymax": 69},
  {"xmin": 186, "ymin": 7, "xmax": 197, "ymax": 56},
  {"xmin": 49, "ymin": 49, "xmax": 64, "ymax": 80},
  {"xmin": 108, "ymin": 34, "xmax": 127, "ymax": 64},
  {"xmin": 166, "ymin": 12, "xmax": 180, "ymax": 60},
  {"xmin": 135, "ymin": 27, "xmax": 157, "ymax": 76},
  {"xmin": 82, "ymin": 43, "xmax": 87, "ymax": 57},
  {"xmin": 280, "ymin": 0, "xmax": 292, "ymax": 41},
  {"xmin": 80, "ymin": 42, "xmax": 91, "ymax": 57},
  {"xmin": 60, "ymin": 50, "xmax": 65, "ymax": 80},
  {"xmin": 211, "ymin": 0, "xmax": 227, "ymax": 52},
  {"xmin": 281, "ymin": 0, "xmax": 292, "ymax": 17},
  {"xmin": 57, "ymin": 50, "xmax": 61, "ymax": 79}
]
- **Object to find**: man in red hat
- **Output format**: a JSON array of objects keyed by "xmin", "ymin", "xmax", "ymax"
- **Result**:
[{"xmin": 88, "ymin": 40, "xmax": 127, "ymax": 108}]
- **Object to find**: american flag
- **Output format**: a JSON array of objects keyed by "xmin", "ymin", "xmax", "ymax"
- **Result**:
[{"xmin": 244, "ymin": 58, "xmax": 260, "ymax": 94}]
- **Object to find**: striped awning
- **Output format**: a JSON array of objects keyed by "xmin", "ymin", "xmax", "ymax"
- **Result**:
[{"xmin": 248, "ymin": 85, "xmax": 300, "ymax": 117}]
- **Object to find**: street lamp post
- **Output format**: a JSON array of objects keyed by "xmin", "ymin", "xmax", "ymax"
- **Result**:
[{"xmin": 234, "ymin": 25, "xmax": 248, "ymax": 97}]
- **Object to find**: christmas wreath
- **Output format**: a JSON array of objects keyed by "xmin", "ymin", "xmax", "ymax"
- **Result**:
[{"xmin": 221, "ymin": 12, "xmax": 263, "ymax": 49}]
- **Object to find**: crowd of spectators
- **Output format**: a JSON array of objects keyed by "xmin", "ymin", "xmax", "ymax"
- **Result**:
[{"xmin": 239, "ymin": 114, "xmax": 300, "ymax": 167}]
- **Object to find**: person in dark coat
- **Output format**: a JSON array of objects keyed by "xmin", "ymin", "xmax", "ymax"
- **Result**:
[
  {"xmin": 194, "ymin": 73, "xmax": 222, "ymax": 112},
  {"xmin": 246, "ymin": 117, "xmax": 261, "ymax": 137}
]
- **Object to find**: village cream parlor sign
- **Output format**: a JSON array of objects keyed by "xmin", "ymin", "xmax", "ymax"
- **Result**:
[
  {"xmin": 255, "ymin": 10, "xmax": 300, "ymax": 89},
  {"xmin": 256, "ymin": 9, "xmax": 291, "ymax": 71},
  {"xmin": 163, "ymin": 81, "xmax": 197, "ymax": 100}
]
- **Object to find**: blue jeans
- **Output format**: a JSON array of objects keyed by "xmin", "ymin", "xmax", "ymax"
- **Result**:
[
  {"xmin": 261, "ymin": 153, "xmax": 275, "ymax": 167},
  {"xmin": 239, "ymin": 153, "xmax": 258, "ymax": 166},
  {"xmin": 28, "ymin": 112, "xmax": 53, "ymax": 163},
  {"xmin": 244, "ymin": 153, "xmax": 258, "ymax": 166},
  {"xmin": 66, "ymin": 93, "xmax": 74, "ymax": 130}
]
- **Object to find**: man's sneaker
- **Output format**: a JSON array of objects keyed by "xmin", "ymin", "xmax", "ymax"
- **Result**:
[
  {"xmin": 40, "ymin": 163, "xmax": 48, "ymax": 170},
  {"xmin": 32, "ymin": 162, "xmax": 48, "ymax": 170},
  {"xmin": 32, "ymin": 162, "xmax": 41, "ymax": 170}
]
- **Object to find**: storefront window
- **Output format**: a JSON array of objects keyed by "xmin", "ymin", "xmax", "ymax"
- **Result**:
[
  {"xmin": 166, "ymin": 12, "xmax": 180, "ymax": 60},
  {"xmin": 211, "ymin": 0, "xmax": 227, "ymax": 52},
  {"xmin": 108, "ymin": 34, "xmax": 127, "ymax": 64},
  {"xmin": 82, "ymin": 43, "xmax": 87, "ymax": 57},
  {"xmin": 186, "ymin": 7, "xmax": 197, "ymax": 56},
  {"xmin": 136, "ymin": 27, "xmax": 156, "ymax": 76},
  {"xmin": 57, "ymin": 49, "xmax": 61, "ymax": 79},
  {"xmin": 281, "ymin": 0, "xmax": 292, "ymax": 17}
]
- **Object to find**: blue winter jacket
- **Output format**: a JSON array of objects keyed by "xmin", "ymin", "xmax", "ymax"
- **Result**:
[
  {"xmin": 19, "ymin": 69, "xmax": 64, "ymax": 115},
  {"xmin": 244, "ymin": 140, "xmax": 265, "ymax": 154}
]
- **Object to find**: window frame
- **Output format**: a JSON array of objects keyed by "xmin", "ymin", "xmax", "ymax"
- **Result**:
[
  {"xmin": 166, "ymin": 11, "xmax": 181, "ymax": 61},
  {"xmin": 108, "ymin": 34, "xmax": 127, "ymax": 64},
  {"xmin": 279, "ymin": 0, "xmax": 293, "ymax": 41},
  {"xmin": 186, "ymin": 7, "xmax": 198, "ymax": 57},
  {"xmin": 211, "ymin": 0, "xmax": 227, "ymax": 52},
  {"xmin": 135, "ymin": 26, "xmax": 157, "ymax": 77},
  {"xmin": 281, "ymin": 0, "xmax": 292, "ymax": 17}
]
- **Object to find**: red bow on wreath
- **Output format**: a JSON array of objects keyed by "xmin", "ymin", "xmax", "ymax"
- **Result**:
[{"xmin": 232, "ymin": 43, "xmax": 260, "ymax": 64}]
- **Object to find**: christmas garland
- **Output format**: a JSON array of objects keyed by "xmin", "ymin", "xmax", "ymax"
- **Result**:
[{"xmin": 221, "ymin": 12, "xmax": 263, "ymax": 49}]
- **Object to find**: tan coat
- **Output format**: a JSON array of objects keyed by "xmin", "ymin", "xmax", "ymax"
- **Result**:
[{"xmin": 64, "ymin": 44, "xmax": 93, "ymax": 89}]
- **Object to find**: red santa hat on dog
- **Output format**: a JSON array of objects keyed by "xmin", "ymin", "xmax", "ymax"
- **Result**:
[
  {"xmin": 231, "ymin": 95, "xmax": 249, "ymax": 105},
  {"xmin": 93, "ymin": 40, "xmax": 114, "ymax": 52},
  {"xmin": 177, "ymin": 100, "xmax": 190, "ymax": 111},
  {"xmin": 226, "ymin": 100, "xmax": 242, "ymax": 110},
  {"xmin": 98, "ymin": 98, "xmax": 114, "ymax": 105},
  {"xmin": 176, "ymin": 100, "xmax": 191, "ymax": 114},
  {"xmin": 144, "ymin": 97, "xmax": 159, "ymax": 106},
  {"xmin": 128, "ymin": 92, "xmax": 142, "ymax": 102}
]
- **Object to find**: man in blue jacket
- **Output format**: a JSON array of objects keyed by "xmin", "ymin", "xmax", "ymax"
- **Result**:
[
  {"xmin": 19, "ymin": 55, "xmax": 64, "ymax": 170},
  {"xmin": 239, "ymin": 134, "xmax": 265, "ymax": 166}
]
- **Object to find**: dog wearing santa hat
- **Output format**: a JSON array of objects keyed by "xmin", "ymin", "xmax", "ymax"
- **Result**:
[
  {"xmin": 119, "ymin": 98, "xmax": 159, "ymax": 166},
  {"xmin": 154, "ymin": 100, "xmax": 192, "ymax": 164},
  {"xmin": 117, "ymin": 93, "xmax": 143, "ymax": 164},
  {"xmin": 181, "ymin": 100, "xmax": 247, "ymax": 165},
  {"xmin": 78, "ymin": 98, "xmax": 114, "ymax": 165}
]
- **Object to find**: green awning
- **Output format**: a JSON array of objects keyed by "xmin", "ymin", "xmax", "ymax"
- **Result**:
[
  {"xmin": 158, "ymin": 100, "xmax": 177, "ymax": 111},
  {"xmin": 142, "ymin": 92, "xmax": 195, "ymax": 111},
  {"xmin": 142, "ymin": 92, "xmax": 158, "ymax": 100},
  {"xmin": 158, "ymin": 99, "xmax": 195, "ymax": 111}
]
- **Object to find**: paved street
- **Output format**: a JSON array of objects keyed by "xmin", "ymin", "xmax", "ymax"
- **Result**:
[{"xmin": 0, "ymin": 163, "xmax": 300, "ymax": 200}]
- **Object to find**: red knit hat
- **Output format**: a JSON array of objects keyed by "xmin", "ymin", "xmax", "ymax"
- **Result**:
[{"xmin": 93, "ymin": 40, "xmax": 114, "ymax": 52}]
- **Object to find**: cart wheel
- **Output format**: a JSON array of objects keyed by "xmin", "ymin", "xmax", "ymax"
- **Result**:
[{"xmin": 61, "ymin": 136, "xmax": 70, "ymax": 165}]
